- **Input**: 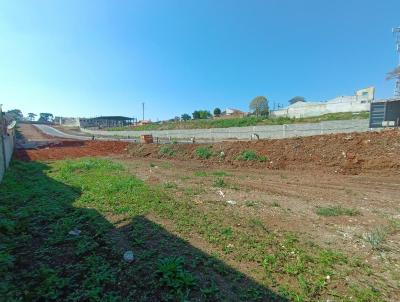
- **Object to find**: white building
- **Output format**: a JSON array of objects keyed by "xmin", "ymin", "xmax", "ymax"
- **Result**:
[{"xmin": 271, "ymin": 87, "xmax": 374, "ymax": 118}]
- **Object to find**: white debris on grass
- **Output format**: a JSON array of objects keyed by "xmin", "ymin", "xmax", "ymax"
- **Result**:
[
  {"xmin": 123, "ymin": 250, "xmax": 135, "ymax": 262},
  {"xmin": 226, "ymin": 200, "xmax": 237, "ymax": 205},
  {"xmin": 68, "ymin": 228, "xmax": 81, "ymax": 236},
  {"xmin": 218, "ymin": 190, "xmax": 225, "ymax": 198}
]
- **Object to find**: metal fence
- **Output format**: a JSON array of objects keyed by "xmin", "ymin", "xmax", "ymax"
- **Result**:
[{"xmin": 0, "ymin": 107, "xmax": 16, "ymax": 182}]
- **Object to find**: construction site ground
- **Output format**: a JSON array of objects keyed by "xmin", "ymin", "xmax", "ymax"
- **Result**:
[{"xmin": 12, "ymin": 124, "xmax": 400, "ymax": 301}]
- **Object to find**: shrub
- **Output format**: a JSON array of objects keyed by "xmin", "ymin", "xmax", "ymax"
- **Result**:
[
  {"xmin": 237, "ymin": 150, "xmax": 268, "ymax": 162},
  {"xmin": 195, "ymin": 147, "xmax": 213, "ymax": 159},
  {"xmin": 159, "ymin": 146, "xmax": 175, "ymax": 157}
]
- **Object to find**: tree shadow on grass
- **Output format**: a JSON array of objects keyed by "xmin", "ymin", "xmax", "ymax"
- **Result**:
[{"xmin": 0, "ymin": 160, "xmax": 288, "ymax": 301}]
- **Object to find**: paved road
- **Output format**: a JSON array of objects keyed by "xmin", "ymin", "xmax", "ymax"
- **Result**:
[
  {"xmin": 34, "ymin": 124, "xmax": 91, "ymax": 140},
  {"xmin": 33, "ymin": 124, "xmax": 142, "ymax": 143}
]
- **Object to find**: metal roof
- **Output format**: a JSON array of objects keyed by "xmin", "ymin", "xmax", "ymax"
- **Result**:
[{"xmin": 89, "ymin": 116, "xmax": 133, "ymax": 121}]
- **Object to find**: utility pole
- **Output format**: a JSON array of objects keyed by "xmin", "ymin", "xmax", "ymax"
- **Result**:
[
  {"xmin": 393, "ymin": 27, "xmax": 400, "ymax": 97},
  {"xmin": 142, "ymin": 102, "xmax": 145, "ymax": 121}
]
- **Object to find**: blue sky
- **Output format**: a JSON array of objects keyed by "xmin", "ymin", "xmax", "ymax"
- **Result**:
[{"xmin": 1, "ymin": 0, "xmax": 399, "ymax": 121}]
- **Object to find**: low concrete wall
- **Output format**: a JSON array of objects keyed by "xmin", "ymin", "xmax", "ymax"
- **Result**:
[
  {"xmin": 0, "ymin": 127, "xmax": 16, "ymax": 182},
  {"xmin": 81, "ymin": 119, "xmax": 370, "ymax": 141}
]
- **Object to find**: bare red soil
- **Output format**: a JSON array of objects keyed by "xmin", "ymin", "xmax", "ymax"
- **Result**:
[
  {"xmin": 15, "ymin": 127, "xmax": 400, "ymax": 175},
  {"xmin": 15, "ymin": 141, "xmax": 129, "ymax": 161},
  {"xmin": 127, "ymin": 130, "xmax": 400, "ymax": 175}
]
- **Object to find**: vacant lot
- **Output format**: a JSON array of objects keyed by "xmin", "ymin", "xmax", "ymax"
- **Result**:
[{"xmin": 2, "ymin": 127, "xmax": 399, "ymax": 301}]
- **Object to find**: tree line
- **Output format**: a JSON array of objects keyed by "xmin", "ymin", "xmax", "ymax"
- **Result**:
[
  {"xmin": 170, "ymin": 95, "xmax": 309, "ymax": 122},
  {"xmin": 3, "ymin": 109, "xmax": 54, "ymax": 123}
]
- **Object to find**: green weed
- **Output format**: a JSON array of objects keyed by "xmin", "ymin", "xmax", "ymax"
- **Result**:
[
  {"xmin": 364, "ymin": 227, "xmax": 387, "ymax": 250},
  {"xmin": 195, "ymin": 147, "xmax": 213, "ymax": 159},
  {"xmin": 316, "ymin": 206, "xmax": 360, "ymax": 217},
  {"xmin": 237, "ymin": 150, "xmax": 268, "ymax": 162},
  {"xmin": 213, "ymin": 178, "xmax": 227, "ymax": 188},
  {"xmin": 159, "ymin": 146, "xmax": 175, "ymax": 156},
  {"xmin": 194, "ymin": 171, "xmax": 208, "ymax": 177},
  {"xmin": 157, "ymin": 257, "xmax": 196, "ymax": 297}
]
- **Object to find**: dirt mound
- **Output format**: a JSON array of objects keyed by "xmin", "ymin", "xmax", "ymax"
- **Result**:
[
  {"xmin": 127, "ymin": 130, "xmax": 400, "ymax": 174},
  {"xmin": 14, "ymin": 130, "xmax": 400, "ymax": 175},
  {"xmin": 15, "ymin": 141, "xmax": 129, "ymax": 161}
]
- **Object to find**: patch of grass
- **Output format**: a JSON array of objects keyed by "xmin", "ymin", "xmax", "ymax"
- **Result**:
[
  {"xmin": 163, "ymin": 182, "xmax": 178, "ymax": 189},
  {"xmin": 271, "ymin": 202, "xmax": 280, "ymax": 207},
  {"xmin": 249, "ymin": 218, "xmax": 267, "ymax": 231},
  {"xmin": 245, "ymin": 201, "xmax": 259, "ymax": 208},
  {"xmin": 194, "ymin": 171, "xmax": 208, "ymax": 177},
  {"xmin": 212, "ymin": 171, "xmax": 228, "ymax": 177},
  {"xmin": 236, "ymin": 150, "xmax": 268, "ymax": 162},
  {"xmin": 159, "ymin": 161, "xmax": 174, "ymax": 169},
  {"xmin": 315, "ymin": 206, "xmax": 360, "ymax": 217},
  {"xmin": 213, "ymin": 178, "xmax": 227, "ymax": 188},
  {"xmin": 159, "ymin": 146, "xmax": 175, "ymax": 156},
  {"xmin": 195, "ymin": 147, "xmax": 213, "ymax": 159},
  {"xmin": 156, "ymin": 256, "xmax": 196, "ymax": 299},
  {"xmin": 350, "ymin": 285, "xmax": 384, "ymax": 302},
  {"xmin": 364, "ymin": 227, "xmax": 387, "ymax": 250}
]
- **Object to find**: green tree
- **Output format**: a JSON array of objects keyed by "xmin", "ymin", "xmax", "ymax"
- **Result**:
[
  {"xmin": 213, "ymin": 107, "xmax": 221, "ymax": 116},
  {"xmin": 28, "ymin": 113, "xmax": 37, "ymax": 121},
  {"xmin": 198, "ymin": 110, "xmax": 211, "ymax": 119},
  {"xmin": 249, "ymin": 96, "xmax": 269, "ymax": 117},
  {"xmin": 192, "ymin": 110, "xmax": 211, "ymax": 119},
  {"xmin": 192, "ymin": 110, "xmax": 200, "ymax": 119},
  {"xmin": 289, "ymin": 96, "xmax": 306, "ymax": 105},
  {"xmin": 6, "ymin": 109, "xmax": 23, "ymax": 121},
  {"xmin": 38, "ymin": 113, "xmax": 54, "ymax": 123},
  {"xmin": 181, "ymin": 113, "xmax": 191, "ymax": 121}
]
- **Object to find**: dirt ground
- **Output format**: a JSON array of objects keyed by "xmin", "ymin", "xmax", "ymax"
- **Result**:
[
  {"xmin": 15, "ymin": 140, "xmax": 129, "ymax": 161},
  {"xmin": 14, "ymin": 125, "xmax": 400, "ymax": 300},
  {"xmin": 116, "ymin": 157, "xmax": 400, "ymax": 299}
]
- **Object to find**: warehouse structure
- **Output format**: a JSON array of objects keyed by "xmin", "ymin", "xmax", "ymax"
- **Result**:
[{"xmin": 79, "ymin": 116, "xmax": 136, "ymax": 129}]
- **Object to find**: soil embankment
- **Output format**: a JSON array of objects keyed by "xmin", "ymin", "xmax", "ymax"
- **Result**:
[{"xmin": 15, "ymin": 129, "xmax": 400, "ymax": 175}]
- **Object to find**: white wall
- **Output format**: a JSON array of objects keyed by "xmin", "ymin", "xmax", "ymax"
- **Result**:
[{"xmin": 271, "ymin": 96, "xmax": 371, "ymax": 118}]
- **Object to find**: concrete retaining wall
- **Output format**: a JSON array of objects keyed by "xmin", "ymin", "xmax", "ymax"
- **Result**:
[
  {"xmin": 81, "ymin": 119, "xmax": 370, "ymax": 141},
  {"xmin": 0, "ymin": 127, "xmax": 16, "ymax": 182}
]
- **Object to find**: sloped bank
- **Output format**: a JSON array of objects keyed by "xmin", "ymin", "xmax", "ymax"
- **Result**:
[{"xmin": 127, "ymin": 130, "xmax": 400, "ymax": 175}]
